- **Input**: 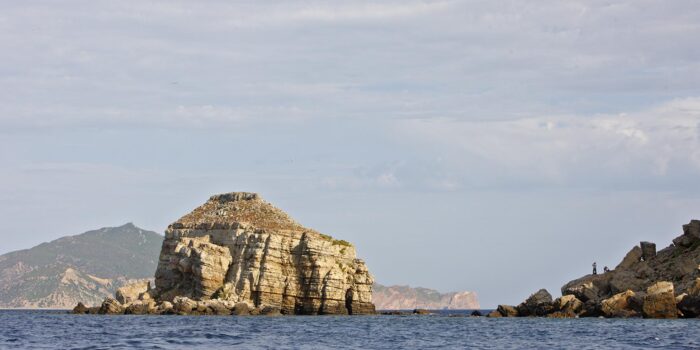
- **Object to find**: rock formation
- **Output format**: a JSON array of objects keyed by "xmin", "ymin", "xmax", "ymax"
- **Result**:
[
  {"xmin": 79, "ymin": 192, "xmax": 376, "ymax": 315},
  {"xmin": 491, "ymin": 219, "xmax": 700, "ymax": 319},
  {"xmin": 372, "ymin": 284, "xmax": 479, "ymax": 310}
]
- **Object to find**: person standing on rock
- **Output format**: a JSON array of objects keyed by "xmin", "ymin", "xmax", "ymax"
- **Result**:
[{"xmin": 592, "ymin": 262, "xmax": 597, "ymax": 275}]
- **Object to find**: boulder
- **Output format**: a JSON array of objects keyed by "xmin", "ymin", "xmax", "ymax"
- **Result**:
[
  {"xmin": 673, "ymin": 220, "xmax": 700, "ymax": 248},
  {"xmin": 261, "ymin": 306, "xmax": 282, "ymax": 316},
  {"xmin": 640, "ymin": 242, "xmax": 656, "ymax": 261},
  {"xmin": 562, "ymin": 281, "xmax": 601, "ymax": 303},
  {"xmin": 98, "ymin": 297, "xmax": 124, "ymax": 315},
  {"xmin": 546, "ymin": 311, "xmax": 576, "ymax": 318},
  {"xmin": 579, "ymin": 300, "xmax": 602, "ymax": 317},
  {"xmin": 72, "ymin": 302, "xmax": 89, "ymax": 314},
  {"xmin": 609, "ymin": 270, "xmax": 647, "ymax": 295},
  {"xmin": 517, "ymin": 289, "xmax": 553, "ymax": 316},
  {"xmin": 642, "ymin": 281, "xmax": 677, "ymax": 318},
  {"xmin": 601, "ymin": 290, "xmax": 636, "ymax": 318},
  {"xmin": 232, "ymin": 302, "xmax": 250, "ymax": 316},
  {"xmin": 470, "ymin": 310, "xmax": 482, "ymax": 317},
  {"xmin": 486, "ymin": 310, "xmax": 502, "ymax": 318},
  {"xmin": 125, "ymin": 300, "xmax": 155, "ymax": 315},
  {"xmin": 677, "ymin": 294, "xmax": 700, "ymax": 318},
  {"xmin": 496, "ymin": 304, "xmax": 519, "ymax": 317},
  {"xmin": 205, "ymin": 300, "xmax": 231, "ymax": 315},
  {"xmin": 555, "ymin": 295, "xmax": 582, "ymax": 315},
  {"xmin": 616, "ymin": 246, "xmax": 643, "ymax": 270},
  {"xmin": 173, "ymin": 296, "xmax": 197, "ymax": 315},
  {"xmin": 157, "ymin": 301, "xmax": 174, "ymax": 315}
]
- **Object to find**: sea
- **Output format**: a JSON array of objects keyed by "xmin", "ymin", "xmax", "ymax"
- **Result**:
[{"xmin": 0, "ymin": 310, "xmax": 698, "ymax": 349}]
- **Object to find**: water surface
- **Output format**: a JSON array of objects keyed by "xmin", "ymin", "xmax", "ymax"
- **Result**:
[{"xmin": 0, "ymin": 310, "xmax": 698, "ymax": 349}]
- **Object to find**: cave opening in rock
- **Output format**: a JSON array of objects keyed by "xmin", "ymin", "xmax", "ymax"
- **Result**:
[{"xmin": 345, "ymin": 288, "xmax": 354, "ymax": 315}]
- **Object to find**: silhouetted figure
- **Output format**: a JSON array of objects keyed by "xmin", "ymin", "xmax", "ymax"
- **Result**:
[
  {"xmin": 592, "ymin": 262, "xmax": 597, "ymax": 275},
  {"xmin": 603, "ymin": 266, "xmax": 610, "ymax": 273}
]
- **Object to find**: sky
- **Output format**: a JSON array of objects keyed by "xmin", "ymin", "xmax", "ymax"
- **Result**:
[{"xmin": 1, "ymin": 0, "xmax": 700, "ymax": 308}]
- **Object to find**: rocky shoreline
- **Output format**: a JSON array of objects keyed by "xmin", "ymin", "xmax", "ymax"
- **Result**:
[{"xmin": 488, "ymin": 220, "xmax": 700, "ymax": 319}]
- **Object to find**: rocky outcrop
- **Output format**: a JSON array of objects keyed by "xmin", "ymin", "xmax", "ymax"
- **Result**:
[
  {"xmin": 601, "ymin": 290, "xmax": 637, "ymax": 318},
  {"xmin": 372, "ymin": 284, "xmax": 479, "ymax": 310},
  {"xmin": 497, "ymin": 219, "xmax": 700, "ymax": 319},
  {"xmin": 78, "ymin": 192, "xmax": 376, "ymax": 316},
  {"xmin": 642, "ymin": 282, "xmax": 677, "ymax": 318}
]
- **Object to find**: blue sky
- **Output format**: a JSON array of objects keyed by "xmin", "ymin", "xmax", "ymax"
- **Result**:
[{"xmin": 1, "ymin": 0, "xmax": 700, "ymax": 307}]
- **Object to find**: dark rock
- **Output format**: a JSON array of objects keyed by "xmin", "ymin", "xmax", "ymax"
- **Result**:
[
  {"xmin": 496, "ymin": 304, "xmax": 519, "ymax": 317},
  {"xmin": 261, "ymin": 306, "xmax": 282, "ymax": 316},
  {"xmin": 627, "ymin": 292, "xmax": 646, "ymax": 313},
  {"xmin": 125, "ymin": 301, "xmax": 152, "ymax": 315},
  {"xmin": 470, "ymin": 310, "xmax": 482, "ymax": 317},
  {"xmin": 72, "ymin": 302, "xmax": 89, "ymax": 314},
  {"xmin": 562, "ymin": 279, "xmax": 603, "ymax": 303},
  {"xmin": 677, "ymin": 295, "xmax": 700, "ymax": 318},
  {"xmin": 232, "ymin": 302, "xmax": 250, "ymax": 315},
  {"xmin": 486, "ymin": 310, "xmax": 502, "ymax": 318},
  {"xmin": 579, "ymin": 300, "xmax": 602, "ymax": 317},
  {"xmin": 380, "ymin": 311, "xmax": 409, "ymax": 316},
  {"xmin": 517, "ymin": 289, "xmax": 553, "ymax": 316},
  {"xmin": 616, "ymin": 246, "xmax": 643, "ymax": 270},
  {"xmin": 640, "ymin": 242, "xmax": 656, "ymax": 261},
  {"xmin": 412, "ymin": 309, "xmax": 431, "ymax": 315}
]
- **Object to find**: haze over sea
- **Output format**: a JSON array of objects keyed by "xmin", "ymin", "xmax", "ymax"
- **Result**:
[{"xmin": 1, "ymin": 310, "xmax": 698, "ymax": 349}]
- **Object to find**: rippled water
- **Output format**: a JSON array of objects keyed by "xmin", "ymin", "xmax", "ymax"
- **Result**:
[{"xmin": 0, "ymin": 310, "xmax": 699, "ymax": 349}]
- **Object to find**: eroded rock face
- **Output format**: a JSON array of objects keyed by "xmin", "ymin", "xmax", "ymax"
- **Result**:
[
  {"xmin": 601, "ymin": 290, "xmax": 637, "ymax": 318},
  {"xmin": 642, "ymin": 282, "xmax": 677, "ymax": 319},
  {"xmin": 152, "ymin": 192, "xmax": 375, "ymax": 315}
]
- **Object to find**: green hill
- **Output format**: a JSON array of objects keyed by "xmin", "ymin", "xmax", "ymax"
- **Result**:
[{"xmin": 0, "ymin": 223, "xmax": 162, "ymax": 308}]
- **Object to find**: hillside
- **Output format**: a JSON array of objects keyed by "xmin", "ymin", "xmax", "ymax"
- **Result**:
[
  {"xmin": 373, "ymin": 284, "xmax": 480, "ymax": 310},
  {"xmin": 0, "ymin": 223, "xmax": 162, "ymax": 308}
]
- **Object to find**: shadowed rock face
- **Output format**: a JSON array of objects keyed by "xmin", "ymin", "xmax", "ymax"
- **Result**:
[{"xmin": 153, "ymin": 192, "xmax": 375, "ymax": 315}]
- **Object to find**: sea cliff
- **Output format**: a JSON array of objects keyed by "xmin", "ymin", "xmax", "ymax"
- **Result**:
[{"xmin": 74, "ymin": 192, "xmax": 375, "ymax": 315}]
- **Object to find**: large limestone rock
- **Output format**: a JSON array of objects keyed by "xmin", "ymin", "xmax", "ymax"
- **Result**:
[
  {"xmin": 642, "ymin": 281, "xmax": 677, "ymax": 319},
  {"xmin": 153, "ymin": 192, "xmax": 375, "ymax": 315},
  {"xmin": 601, "ymin": 290, "xmax": 637, "ymax": 318}
]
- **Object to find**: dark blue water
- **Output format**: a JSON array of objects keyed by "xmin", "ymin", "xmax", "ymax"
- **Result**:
[{"xmin": 0, "ymin": 310, "xmax": 698, "ymax": 349}]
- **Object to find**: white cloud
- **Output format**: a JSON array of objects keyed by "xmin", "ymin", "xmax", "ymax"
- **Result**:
[{"xmin": 396, "ymin": 97, "xmax": 700, "ymax": 187}]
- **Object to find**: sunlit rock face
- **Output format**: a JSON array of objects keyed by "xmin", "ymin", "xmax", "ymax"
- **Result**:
[{"xmin": 153, "ymin": 192, "xmax": 375, "ymax": 315}]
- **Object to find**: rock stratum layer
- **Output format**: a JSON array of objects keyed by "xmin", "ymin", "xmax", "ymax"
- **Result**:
[
  {"xmin": 372, "ymin": 284, "xmax": 479, "ymax": 310},
  {"xmin": 490, "ymin": 220, "xmax": 700, "ymax": 319},
  {"xmin": 102, "ymin": 192, "xmax": 375, "ymax": 316}
]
